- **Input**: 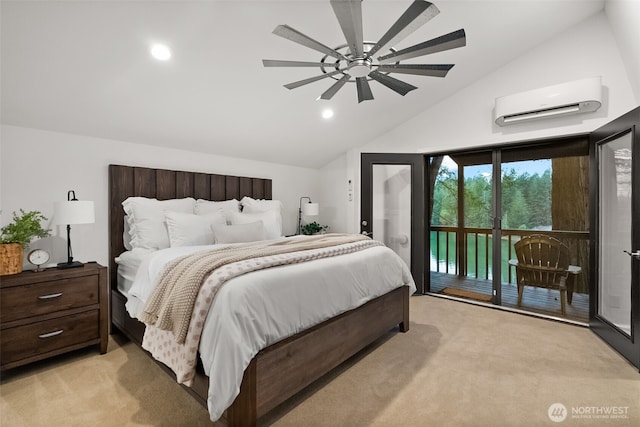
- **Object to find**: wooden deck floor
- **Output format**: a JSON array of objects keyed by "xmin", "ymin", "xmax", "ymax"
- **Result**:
[{"xmin": 429, "ymin": 271, "xmax": 589, "ymax": 323}]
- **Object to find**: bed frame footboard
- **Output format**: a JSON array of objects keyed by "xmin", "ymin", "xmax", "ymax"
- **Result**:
[
  {"xmin": 227, "ymin": 285, "xmax": 410, "ymax": 426},
  {"xmin": 112, "ymin": 285, "xmax": 409, "ymax": 426}
]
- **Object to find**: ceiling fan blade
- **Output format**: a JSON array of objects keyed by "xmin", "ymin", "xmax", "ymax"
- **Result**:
[
  {"xmin": 330, "ymin": 0, "xmax": 364, "ymax": 58},
  {"xmin": 320, "ymin": 74, "xmax": 351, "ymax": 100},
  {"xmin": 273, "ymin": 25, "xmax": 347, "ymax": 61},
  {"xmin": 263, "ymin": 59, "xmax": 337, "ymax": 68},
  {"xmin": 284, "ymin": 70, "xmax": 345, "ymax": 90},
  {"xmin": 368, "ymin": 0, "xmax": 440, "ymax": 58},
  {"xmin": 368, "ymin": 71, "xmax": 417, "ymax": 96},
  {"xmin": 377, "ymin": 64, "xmax": 454, "ymax": 77},
  {"xmin": 378, "ymin": 29, "xmax": 466, "ymax": 64},
  {"xmin": 356, "ymin": 77, "xmax": 374, "ymax": 103}
]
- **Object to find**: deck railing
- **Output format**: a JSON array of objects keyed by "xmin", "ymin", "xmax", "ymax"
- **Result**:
[{"xmin": 430, "ymin": 226, "xmax": 589, "ymax": 290}]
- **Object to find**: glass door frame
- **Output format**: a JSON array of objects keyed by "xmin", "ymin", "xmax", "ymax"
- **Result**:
[
  {"xmin": 492, "ymin": 150, "xmax": 503, "ymax": 305},
  {"xmin": 425, "ymin": 150, "xmax": 502, "ymax": 303},
  {"xmin": 361, "ymin": 153, "xmax": 426, "ymax": 294},
  {"xmin": 589, "ymin": 107, "xmax": 640, "ymax": 370}
]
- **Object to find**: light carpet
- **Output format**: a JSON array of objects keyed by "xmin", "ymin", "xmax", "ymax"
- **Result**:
[{"xmin": 1, "ymin": 295, "xmax": 638, "ymax": 426}]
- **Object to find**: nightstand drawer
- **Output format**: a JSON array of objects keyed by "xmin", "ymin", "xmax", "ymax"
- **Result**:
[
  {"xmin": 0, "ymin": 275, "xmax": 99, "ymax": 323},
  {"xmin": 1, "ymin": 310, "xmax": 99, "ymax": 365}
]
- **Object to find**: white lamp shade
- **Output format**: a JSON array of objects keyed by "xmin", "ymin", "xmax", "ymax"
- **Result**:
[
  {"xmin": 54, "ymin": 201, "xmax": 95, "ymax": 225},
  {"xmin": 302, "ymin": 202, "xmax": 319, "ymax": 216}
]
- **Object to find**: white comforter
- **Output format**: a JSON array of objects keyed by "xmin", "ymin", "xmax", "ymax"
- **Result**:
[{"xmin": 123, "ymin": 236, "xmax": 415, "ymax": 421}]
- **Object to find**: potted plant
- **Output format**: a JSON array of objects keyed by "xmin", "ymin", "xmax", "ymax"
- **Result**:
[
  {"xmin": 301, "ymin": 221, "xmax": 329, "ymax": 235},
  {"xmin": 0, "ymin": 210, "xmax": 51, "ymax": 275}
]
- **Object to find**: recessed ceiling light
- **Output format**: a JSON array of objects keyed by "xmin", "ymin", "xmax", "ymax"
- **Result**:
[
  {"xmin": 150, "ymin": 43, "xmax": 171, "ymax": 61},
  {"xmin": 322, "ymin": 109, "xmax": 334, "ymax": 119}
]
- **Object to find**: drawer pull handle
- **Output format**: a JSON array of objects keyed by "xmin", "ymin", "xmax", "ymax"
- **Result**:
[
  {"xmin": 38, "ymin": 330, "xmax": 64, "ymax": 339},
  {"xmin": 38, "ymin": 292, "xmax": 63, "ymax": 300}
]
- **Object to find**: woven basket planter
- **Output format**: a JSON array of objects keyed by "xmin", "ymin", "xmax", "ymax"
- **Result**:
[{"xmin": 0, "ymin": 243, "xmax": 24, "ymax": 275}]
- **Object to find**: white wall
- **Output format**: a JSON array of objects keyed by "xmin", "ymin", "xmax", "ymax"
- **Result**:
[
  {"xmin": 319, "ymin": 149, "xmax": 360, "ymax": 234},
  {"xmin": 317, "ymin": 154, "xmax": 349, "ymax": 233},
  {"xmin": 321, "ymin": 11, "xmax": 638, "ymax": 234},
  {"xmin": 605, "ymin": 0, "xmax": 640, "ymax": 102},
  {"xmin": 0, "ymin": 125, "xmax": 321, "ymax": 268}
]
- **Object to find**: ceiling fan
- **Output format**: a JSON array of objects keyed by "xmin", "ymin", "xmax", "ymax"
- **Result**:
[{"xmin": 262, "ymin": 0, "xmax": 466, "ymax": 103}]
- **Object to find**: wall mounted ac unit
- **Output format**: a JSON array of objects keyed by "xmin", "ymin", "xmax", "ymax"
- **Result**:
[{"xmin": 494, "ymin": 76, "xmax": 602, "ymax": 126}]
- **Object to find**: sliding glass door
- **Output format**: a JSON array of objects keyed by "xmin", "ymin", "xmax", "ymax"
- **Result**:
[
  {"xmin": 500, "ymin": 142, "xmax": 590, "ymax": 320},
  {"xmin": 429, "ymin": 152, "xmax": 496, "ymax": 302},
  {"xmin": 427, "ymin": 138, "xmax": 590, "ymax": 321}
]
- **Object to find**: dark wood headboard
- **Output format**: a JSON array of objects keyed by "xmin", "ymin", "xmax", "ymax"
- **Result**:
[{"xmin": 108, "ymin": 164, "xmax": 272, "ymax": 290}]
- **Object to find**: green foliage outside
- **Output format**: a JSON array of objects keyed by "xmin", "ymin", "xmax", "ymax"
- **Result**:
[
  {"xmin": 430, "ymin": 162, "xmax": 552, "ymax": 283},
  {"xmin": 431, "ymin": 165, "xmax": 551, "ymax": 230}
]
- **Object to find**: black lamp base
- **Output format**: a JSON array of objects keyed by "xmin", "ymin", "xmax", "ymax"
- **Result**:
[{"xmin": 57, "ymin": 261, "xmax": 84, "ymax": 269}]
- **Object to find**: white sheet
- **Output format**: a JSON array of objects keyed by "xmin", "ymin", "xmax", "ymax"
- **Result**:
[
  {"xmin": 115, "ymin": 248, "xmax": 154, "ymax": 296},
  {"xmin": 124, "ymin": 236, "xmax": 415, "ymax": 421}
]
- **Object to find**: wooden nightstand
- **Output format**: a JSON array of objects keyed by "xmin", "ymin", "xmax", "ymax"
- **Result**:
[{"xmin": 0, "ymin": 262, "xmax": 108, "ymax": 371}]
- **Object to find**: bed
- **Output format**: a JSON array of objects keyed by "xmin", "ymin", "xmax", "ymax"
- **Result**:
[{"xmin": 108, "ymin": 164, "xmax": 413, "ymax": 426}]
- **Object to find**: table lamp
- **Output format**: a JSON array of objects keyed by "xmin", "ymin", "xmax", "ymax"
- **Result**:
[
  {"xmin": 54, "ymin": 190, "xmax": 95, "ymax": 269},
  {"xmin": 297, "ymin": 196, "xmax": 319, "ymax": 235}
]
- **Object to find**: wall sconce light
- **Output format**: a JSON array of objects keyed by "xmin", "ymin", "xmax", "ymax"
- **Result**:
[
  {"xmin": 53, "ymin": 190, "xmax": 95, "ymax": 269},
  {"xmin": 297, "ymin": 196, "xmax": 319, "ymax": 235}
]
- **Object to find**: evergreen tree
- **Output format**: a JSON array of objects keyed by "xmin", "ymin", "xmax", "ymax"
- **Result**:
[
  {"xmin": 431, "ymin": 163, "xmax": 551, "ymax": 230},
  {"xmin": 506, "ymin": 188, "xmax": 530, "ymax": 229},
  {"xmin": 464, "ymin": 175, "xmax": 491, "ymax": 227}
]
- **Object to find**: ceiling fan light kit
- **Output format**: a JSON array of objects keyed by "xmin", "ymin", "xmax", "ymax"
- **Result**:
[{"xmin": 263, "ymin": 0, "xmax": 466, "ymax": 103}]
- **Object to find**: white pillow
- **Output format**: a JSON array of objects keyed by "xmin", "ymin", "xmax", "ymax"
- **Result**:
[
  {"xmin": 212, "ymin": 221, "xmax": 266, "ymax": 244},
  {"xmin": 122, "ymin": 197, "xmax": 195, "ymax": 249},
  {"xmin": 123, "ymin": 215, "xmax": 132, "ymax": 251},
  {"xmin": 195, "ymin": 199, "xmax": 241, "ymax": 222},
  {"xmin": 165, "ymin": 211, "xmax": 226, "ymax": 247},
  {"xmin": 240, "ymin": 196, "xmax": 283, "ymax": 214},
  {"xmin": 229, "ymin": 210, "xmax": 282, "ymax": 240},
  {"xmin": 240, "ymin": 197, "xmax": 283, "ymax": 236}
]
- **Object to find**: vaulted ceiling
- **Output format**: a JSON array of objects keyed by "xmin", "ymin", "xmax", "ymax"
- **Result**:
[{"xmin": 1, "ymin": 0, "xmax": 605, "ymax": 168}]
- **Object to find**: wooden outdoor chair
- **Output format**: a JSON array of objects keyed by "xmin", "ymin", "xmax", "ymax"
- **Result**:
[{"xmin": 510, "ymin": 234, "xmax": 571, "ymax": 315}]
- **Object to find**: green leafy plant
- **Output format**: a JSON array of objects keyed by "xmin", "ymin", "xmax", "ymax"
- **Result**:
[
  {"xmin": 301, "ymin": 221, "xmax": 329, "ymax": 235},
  {"xmin": 0, "ymin": 210, "xmax": 51, "ymax": 248}
]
